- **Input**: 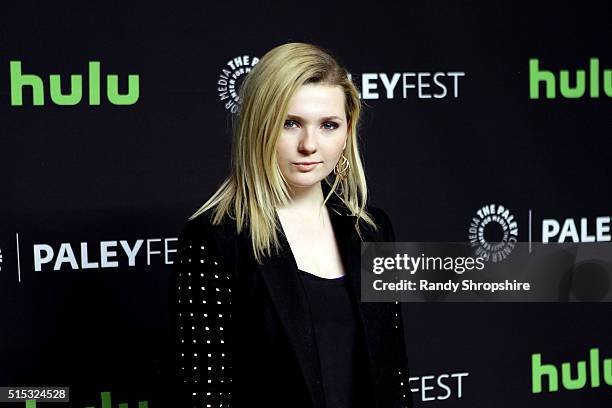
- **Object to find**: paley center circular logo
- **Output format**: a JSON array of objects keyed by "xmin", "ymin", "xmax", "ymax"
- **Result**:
[
  {"xmin": 468, "ymin": 204, "xmax": 518, "ymax": 262},
  {"xmin": 217, "ymin": 54, "xmax": 260, "ymax": 113}
]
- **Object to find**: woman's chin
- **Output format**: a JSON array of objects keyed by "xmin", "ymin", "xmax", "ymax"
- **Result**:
[{"xmin": 286, "ymin": 177, "xmax": 323, "ymax": 190}]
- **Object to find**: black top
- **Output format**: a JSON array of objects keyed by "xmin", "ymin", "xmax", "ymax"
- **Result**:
[{"xmin": 297, "ymin": 268, "xmax": 372, "ymax": 408}]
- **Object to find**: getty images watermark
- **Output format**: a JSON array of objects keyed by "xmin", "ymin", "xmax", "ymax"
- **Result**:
[{"xmin": 360, "ymin": 242, "xmax": 612, "ymax": 302}]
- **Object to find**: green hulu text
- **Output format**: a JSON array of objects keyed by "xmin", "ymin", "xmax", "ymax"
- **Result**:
[
  {"xmin": 25, "ymin": 391, "xmax": 148, "ymax": 407},
  {"xmin": 10, "ymin": 61, "xmax": 139, "ymax": 106},
  {"xmin": 532, "ymin": 347, "xmax": 612, "ymax": 393},
  {"xmin": 529, "ymin": 57, "xmax": 611, "ymax": 99}
]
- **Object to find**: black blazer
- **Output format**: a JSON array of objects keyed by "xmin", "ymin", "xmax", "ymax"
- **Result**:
[{"xmin": 169, "ymin": 186, "xmax": 412, "ymax": 408}]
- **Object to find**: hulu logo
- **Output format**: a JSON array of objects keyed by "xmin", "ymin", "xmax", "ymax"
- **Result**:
[
  {"xmin": 10, "ymin": 61, "xmax": 139, "ymax": 106},
  {"xmin": 531, "ymin": 347, "xmax": 612, "ymax": 393},
  {"xmin": 24, "ymin": 391, "xmax": 147, "ymax": 407},
  {"xmin": 529, "ymin": 57, "xmax": 611, "ymax": 99}
]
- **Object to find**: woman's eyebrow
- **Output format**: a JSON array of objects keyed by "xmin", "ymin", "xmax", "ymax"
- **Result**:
[{"xmin": 286, "ymin": 113, "xmax": 343, "ymax": 122}]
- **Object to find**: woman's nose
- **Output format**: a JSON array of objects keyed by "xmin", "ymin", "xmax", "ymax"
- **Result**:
[{"xmin": 298, "ymin": 127, "xmax": 317, "ymax": 153}]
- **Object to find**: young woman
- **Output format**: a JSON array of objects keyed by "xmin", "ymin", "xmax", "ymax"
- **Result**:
[{"xmin": 170, "ymin": 42, "xmax": 412, "ymax": 408}]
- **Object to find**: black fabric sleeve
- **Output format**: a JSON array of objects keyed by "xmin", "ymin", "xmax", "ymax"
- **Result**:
[
  {"xmin": 376, "ymin": 208, "xmax": 413, "ymax": 407},
  {"xmin": 170, "ymin": 223, "xmax": 234, "ymax": 407}
]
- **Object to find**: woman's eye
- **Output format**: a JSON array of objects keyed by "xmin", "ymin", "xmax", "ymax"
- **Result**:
[
  {"xmin": 284, "ymin": 120, "xmax": 298, "ymax": 129},
  {"xmin": 322, "ymin": 122, "xmax": 339, "ymax": 130}
]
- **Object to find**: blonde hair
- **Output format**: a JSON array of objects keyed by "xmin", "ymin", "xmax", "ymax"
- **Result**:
[{"xmin": 190, "ymin": 42, "xmax": 378, "ymax": 264}]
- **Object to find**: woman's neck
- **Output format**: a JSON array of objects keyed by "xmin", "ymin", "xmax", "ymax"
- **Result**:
[{"xmin": 276, "ymin": 182, "xmax": 326, "ymax": 218}]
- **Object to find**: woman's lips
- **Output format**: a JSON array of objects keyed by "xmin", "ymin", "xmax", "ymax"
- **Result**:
[{"xmin": 293, "ymin": 162, "xmax": 321, "ymax": 172}]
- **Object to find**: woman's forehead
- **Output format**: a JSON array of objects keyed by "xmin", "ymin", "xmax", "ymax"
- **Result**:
[{"xmin": 287, "ymin": 84, "xmax": 346, "ymax": 118}]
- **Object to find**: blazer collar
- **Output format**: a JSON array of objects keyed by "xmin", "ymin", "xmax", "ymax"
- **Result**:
[{"xmin": 256, "ymin": 183, "xmax": 379, "ymax": 407}]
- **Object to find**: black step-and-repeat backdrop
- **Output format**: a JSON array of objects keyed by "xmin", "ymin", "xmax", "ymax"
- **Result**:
[{"xmin": 1, "ymin": 2, "xmax": 610, "ymax": 407}]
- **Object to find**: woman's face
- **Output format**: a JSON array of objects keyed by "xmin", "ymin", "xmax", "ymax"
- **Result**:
[{"xmin": 276, "ymin": 83, "xmax": 348, "ymax": 190}]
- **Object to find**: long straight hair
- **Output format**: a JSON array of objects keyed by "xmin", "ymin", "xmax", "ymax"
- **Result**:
[{"xmin": 190, "ymin": 42, "xmax": 378, "ymax": 264}]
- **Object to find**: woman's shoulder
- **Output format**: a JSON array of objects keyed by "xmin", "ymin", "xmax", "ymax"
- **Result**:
[
  {"xmin": 177, "ymin": 207, "xmax": 238, "ymax": 249},
  {"xmin": 365, "ymin": 205, "xmax": 392, "ymax": 224},
  {"xmin": 361, "ymin": 205, "xmax": 395, "ymax": 242}
]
